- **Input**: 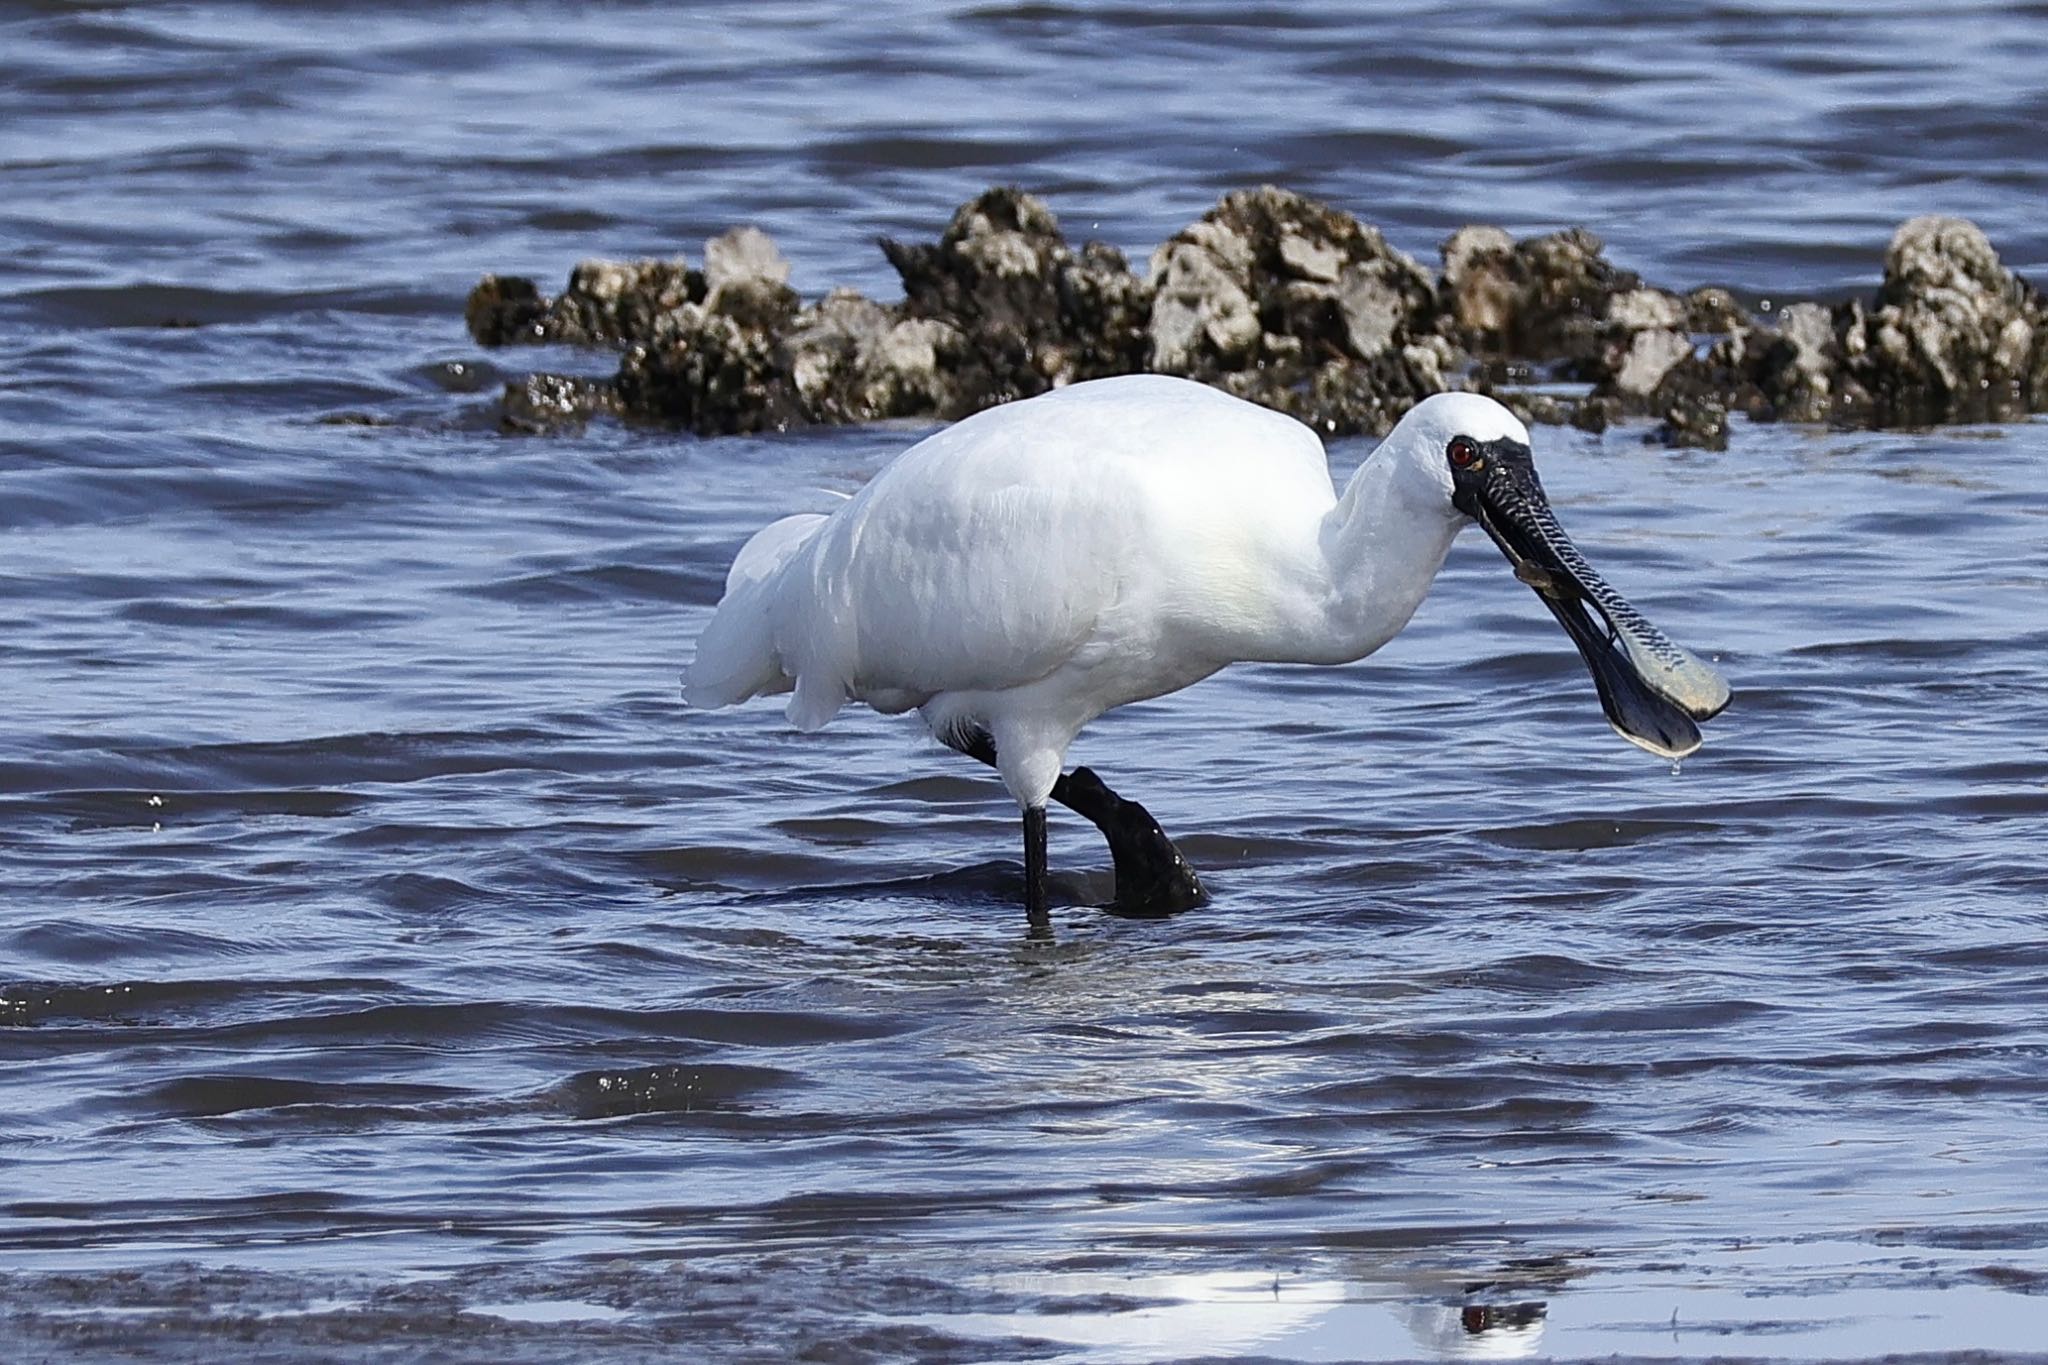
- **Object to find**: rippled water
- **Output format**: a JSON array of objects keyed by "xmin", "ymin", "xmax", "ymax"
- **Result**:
[{"xmin": 5, "ymin": 3, "xmax": 2048, "ymax": 1361}]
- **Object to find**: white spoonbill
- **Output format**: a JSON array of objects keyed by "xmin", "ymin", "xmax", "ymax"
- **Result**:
[{"xmin": 686, "ymin": 375, "xmax": 1729, "ymax": 922}]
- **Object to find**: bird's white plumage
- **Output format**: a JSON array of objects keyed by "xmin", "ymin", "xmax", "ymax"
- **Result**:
[{"xmin": 688, "ymin": 376, "xmax": 1516, "ymax": 808}]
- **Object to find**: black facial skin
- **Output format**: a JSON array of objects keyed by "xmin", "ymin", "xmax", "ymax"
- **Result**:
[{"xmin": 1447, "ymin": 435, "xmax": 1730, "ymax": 758}]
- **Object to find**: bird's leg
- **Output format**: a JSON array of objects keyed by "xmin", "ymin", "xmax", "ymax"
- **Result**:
[
  {"xmin": 1023, "ymin": 805, "xmax": 1049, "ymax": 928},
  {"xmin": 1054, "ymin": 766, "xmax": 1207, "ymax": 917},
  {"xmin": 950, "ymin": 729, "xmax": 1207, "ymax": 918}
]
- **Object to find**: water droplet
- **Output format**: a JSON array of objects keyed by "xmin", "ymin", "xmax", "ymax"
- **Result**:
[{"xmin": 1669, "ymin": 760, "xmax": 1683, "ymax": 778}]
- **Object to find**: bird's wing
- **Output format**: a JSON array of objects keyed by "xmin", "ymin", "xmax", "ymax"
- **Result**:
[
  {"xmin": 784, "ymin": 428, "xmax": 1123, "ymax": 713},
  {"xmin": 771, "ymin": 377, "xmax": 1334, "ymax": 726}
]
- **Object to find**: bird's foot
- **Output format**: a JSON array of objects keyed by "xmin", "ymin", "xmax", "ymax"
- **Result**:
[
  {"xmin": 1105, "ymin": 850, "xmax": 1207, "ymax": 919},
  {"xmin": 1063, "ymin": 768, "xmax": 1207, "ymax": 918}
]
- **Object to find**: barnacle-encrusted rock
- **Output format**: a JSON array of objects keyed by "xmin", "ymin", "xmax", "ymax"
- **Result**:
[
  {"xmin": 1440, "ymin": 226, "xmax": 1519, "ymax": 339},
  {"xmin": 460, "ymin": 190, "xmax": 2048, "ymax": 441},
  {"xmin": 555, "ymin": 259, "xmax": 703, "ymax": 345},
  {"xmin": 1440, "ymin": 226, "xmax": 1644, "ymax": 371},
  {"xmin": 615, "ymin": 307, "xmax": 795, "ymax": 434},
  {"xmin": 783, "ymin": 289, "xmax": 962, "ymax": 425},
  {"xmin": 1685, "ymin": 286, "xmax": 1748, "ymax": 334},
  {"xmin": 1606, "ymin": 288, "xmax": 1686, "ymax": 334},
  {"xmin": 1606, "ymin": 327, "xmax": 1696, "ymax": 403},
  {"xmin": 1652, "ymin": 398, "xmax": 1730, "ymax": 450},
  {"xmin": 498, "ymin": 373, "xmax": 621, "ymax": 434},
  {"xmin": 466, "ymin": 274, "xmax": 549, "ymax": 345},
  {"xmin": 1142, "ymin": 186, "xmax": 1446, "ymax": 433},
  {"xmin": 1842, "ymin": 216, "xmax": 2044, "ymax": 425},
  {"xmin": 1149, "ymin": 186, "xmax": 1437, "ymax": 382},
  {"xmin": 880, "ymin": 188, "xmax": 1152, "ymax": 408},
  {"xmin": 1749, "ymin": 302, "xmax": 1841, "ymax": 423}
]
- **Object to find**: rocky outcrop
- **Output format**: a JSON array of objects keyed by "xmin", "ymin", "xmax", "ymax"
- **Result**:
[
  {"xmin": 880, "ymin": 188, "xmax": 1151, "ymax": 409},
  {"xmin": 1845, "ymin": 216, "xmax": 2046, "ymax": 425},
  {"xmin": 1143, "ymin": 187, "xmax": 1449, "ymax": 434},
  {"xmin": 463, "ymin": 193, "xmax": 2048, "ymax": 443}
]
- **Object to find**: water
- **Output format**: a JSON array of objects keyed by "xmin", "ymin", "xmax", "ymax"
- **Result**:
[{"xmin": 4, "ymin": 3, "xmax": 2048, "ymax": 1360}]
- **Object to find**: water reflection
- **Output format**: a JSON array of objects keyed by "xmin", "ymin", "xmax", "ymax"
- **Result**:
[
  {"xmin": 1398, "ymin": 1300, "xmax": 1549, "ymax": 1360},
  {"xmin": 889, "ymin": 1268, "xmax": 1547, "ymax": 1362}
]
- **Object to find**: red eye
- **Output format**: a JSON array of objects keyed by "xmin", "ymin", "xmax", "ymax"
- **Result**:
[{"xmin": 1448, "ymin": 437, "xmax": 1479, "ymax": 468}]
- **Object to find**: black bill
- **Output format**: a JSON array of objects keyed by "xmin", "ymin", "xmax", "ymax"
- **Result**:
[{"xmin": 1452, "ymin": 438, "xmax": 1731, "ymax": 759}]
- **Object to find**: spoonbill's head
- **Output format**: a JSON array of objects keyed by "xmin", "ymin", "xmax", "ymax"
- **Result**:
[{"xmin": 1395, "ymin": 392, "xmax": 1731, "ymax": 759}]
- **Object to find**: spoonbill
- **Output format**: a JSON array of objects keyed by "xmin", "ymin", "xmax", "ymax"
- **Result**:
[{"xmin": 686, "ymin": 375, "xmax": 1729, "ymax": 922}]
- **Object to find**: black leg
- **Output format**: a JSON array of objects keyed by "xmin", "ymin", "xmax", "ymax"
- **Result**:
[
  {"xmin": 1052, "ymin": 766, "xmax": 1206, "ymax": 918},
  {"xmin": 949, "ymin": 728, "xmax": 1207, "ymax": 917},
  {"xmin": 1023, "ymin": 805, "xmax": 1049, "ymax": 928}
]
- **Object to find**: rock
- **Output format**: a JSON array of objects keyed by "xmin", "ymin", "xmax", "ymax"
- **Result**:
[
  {"xmin": 615, "ymin": 302, "xmax": 800, "ymax": 435},
  {"xmin": 704, "ymin": 226, "xmax": 790, "ymax": 296},
  {"xmin": 783, "ymin": 289, "xmax": 960, "ymax": 424},
  {"xmin": 498, "ymin": 373, "xmax": 620, "ymax": 434},
  {"xmin": 880, "ymin": 187, "xmax": 1151, "ymax": 409},
  {"xmin": 1058, "ymin": 240, "xmax": 1157, "ymax": 380},
  {"xmin": 1645, "ymin": 333, "xmax": 1758, "ymax": 425},
  {"xmin": 465, "ymin": 274, "xmax": 548, "ymax": 345},
  {"xmin": 702, "ymin": 227, "xmax": 800, "ymax": 332},
  {"xmin": 1524, "ymin": 230, "xmax": 1636, "ymax": 365},
  {"xmin": 1685, "ymin": 286, "xmax": 1749, "ymax": 334},
  {"xmin": 465, "ymin": 255, "xmax": 717, "ymax": 350},
  {"xmin": 1843, "ymin": 215, "xmax": 2043, "ymax": 424},
  {"xmin": 1438, "ymin": 226, "xmax": 1645, "ymax": 376},
  {"xmin": 1520, "ymin": 229, "xmax": 1641, "ymax": 366},
  {"xmin": 1650, "ymin": 396, "xmax": 1730, "ymax": 450},
  {"xmin": 1440, "ymin": 226, "xmax": 1518, "ymax": 337},
  {"xmin": 1570, "ymin": 393, "xmax": 1620, "ymax": 433},
  {"xmin": 1607, "ymin": 327, "xmax": 1695, "ymax": 402},
  {"xmin": 1148, "ymin": 186, "xmax": 1437, "ymax": 380},
  {"xmin": 548, "ymin": 258, "xmax": 704, "ymax": 345},
  {"xmin": 1748, "ymin": 301, "xmax": 1842, "ymax": 423},
  {"xmin": 1148, "ymin": 225, "xmax": 1261, "ymax": 372},
  {"xmin": 460, "ymin": 192, "xmax": 2048, "ymax": 440},
  {"xmin": 1606, "ymin": 288, "xmax": 1686, "ymax": 333},
  {"xmin": 705, "ymin": 275, "xmax": 801, "ymax": 334},
  {"xmin": 1492, "ymin": 391, "xmax": 1573, "ymax": 429},
  {"xmin": 1248, "ymin": 352, "xmax": 1437, "ymax": 438},
  {"xmin": 1144, "ymin": 187, "xmax": 1444, "ymax": 433}
]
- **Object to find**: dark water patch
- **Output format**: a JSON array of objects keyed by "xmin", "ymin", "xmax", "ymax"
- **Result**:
[
  {"xmin": 0, "ymin": 978, "xmax": 396, "ymax": 1030},
  {"xmin": 551, "ymin": 1063, "xmax": 800, "ymax": 1120},
  {"xmin": 1901, "ymin": 1224, "xmax": 2048, "ymax": 1254},
  {"xmin": 1475, "ymin": 816, "xmax": 1721, "ymax": 851},
  {"xmin": 863, "ymin": 773, "xmax": 1008, "ymax": 803},
  {"xmin": 1788, "ymin": 635, "xmax": 2004, "ymax": 662},
  {"xmin": 813, "ymin": 133, "xmax": 1062, "ymax": 174},
  {"xmin": 2, "ymin": 918, "xmax": 271, "ymax": 970},
  {"xmin": 1158, "ymin": 1005, "xmax": 1342, "ymax": 1038},
  {"xmin": 631, "ymin": 843, "xmax": 874, "ymax": 893},
  {"xmin": 11, "ymin": 283, "xmax": 447, "ymax": 329},
  {"xmin": 116, "ymin": 597, "xmax": 412, "ymax": 632},
  {"xmin": 366, "ymin": 871, "xmax": 500, "ymax": 917},
  {"xmin": 1425, "ymin": 952, "xmax": 1641, "ymax": 996},
  {"xmin": 126, "ymin": 1073, "xmax": 471, "ymax": 1121},
  {"xmin": 98, "ymin": 728, "xmax": 563, "ymax": 789},
  {"xmin": 78, "ymin": 998, "xmax": 913, "ymax": 1054},
  {"xmin": 770, "ymin": 814, "xmax": 898, "ymax": 844},
  {"xmin": 461, "ymin": 562, "xmax": 710, "ymax": 607},
  {"xmin": 0, "ymin": 786, "xmax": 362, "ymax": 833}
]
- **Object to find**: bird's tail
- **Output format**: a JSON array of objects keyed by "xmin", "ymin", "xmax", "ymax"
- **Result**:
[{"xmin": 684, "ymin": 513, "xmax": 827, "ymax": 709}]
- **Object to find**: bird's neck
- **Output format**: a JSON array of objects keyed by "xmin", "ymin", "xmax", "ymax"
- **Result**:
[{"xmin": 1310, "ymin": 450, "xmax": 1463, "ymax": 662}]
